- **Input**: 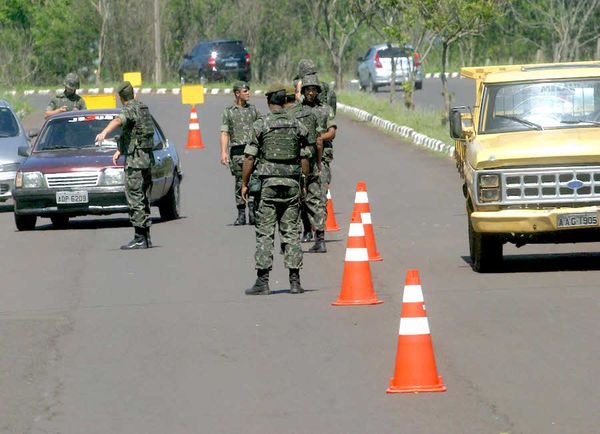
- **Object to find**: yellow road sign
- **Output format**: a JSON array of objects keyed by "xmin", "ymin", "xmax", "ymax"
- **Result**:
[
  {"xmin": 181, "ymin": 85, "xmax": 204, "ymax": 105},
  {"xmin": 82, "ymin": 94, "xmax": 117, "ymax": 110},
  {"xmin": 123, "ymin": 71, "xmax": 142, "ymax": 87}
]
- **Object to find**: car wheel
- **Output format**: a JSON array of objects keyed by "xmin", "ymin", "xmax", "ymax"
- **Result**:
[
  {"xmin": 15, "ymin": 214, "xmax": 37, "ymax": 231},
  {"xmin": 368, "ymin": 76, "xmax": 378, "ymax": 93},
  {"xmin": 415, "ymin": 81, "xmax": 423, "ymax": 90},
  {"xmin": 51, "ymin": 215, "xmax": 69, "ymax": 228},
  {"xmin": 159, "ymin": 173, "xmax": 181, "ymax": 221},
  {"xmin": 468, "ymin": 209, "xmax": 502, "ymax": 272}
]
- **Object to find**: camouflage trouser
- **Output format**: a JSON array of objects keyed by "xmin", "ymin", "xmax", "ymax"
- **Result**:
[
  {"xmin": 125, "ymin": 167, "xmax": 152, "ymax": 228},
  {"xmin": 302, "ymin": 170, "xmax": 324, "ymax": 231},
  {"xmin": 255, "ymin": 179, "xmax": 303, "ymax": 270},
  {"xmin": 229, "ymin": 154, "xmax": 252, "ymax": 208}
]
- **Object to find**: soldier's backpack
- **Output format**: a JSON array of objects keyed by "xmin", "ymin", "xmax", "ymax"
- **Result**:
[
  {"xmin": 261, "ymin": 112, "xmax": 299, "ymax": 161},
  {"xmin": 133, "ymin": 102, "xmax": 155, "ymax": 150}
]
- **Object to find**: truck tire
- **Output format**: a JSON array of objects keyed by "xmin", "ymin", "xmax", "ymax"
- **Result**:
[
  {"xmin": 159, "ymin": 173, "xmax": 181, "ymax": 221},
  {"xmin": 15, "ymin": 214, "xmax": 37, "ymax": 231},
  {"xmin": 468, "ymin": 211, "xmax": 502, "ymax": 272}
]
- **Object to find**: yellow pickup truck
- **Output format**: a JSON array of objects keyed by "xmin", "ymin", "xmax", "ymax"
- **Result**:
[{"xmin": 450, "ymin": 61, "xmax": 600, "ymax": 272}]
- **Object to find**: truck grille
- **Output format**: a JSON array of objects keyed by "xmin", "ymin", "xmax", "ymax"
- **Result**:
[
  {"xmin": 498, "ymin": 166, "xmax": 600, "ymax": 205},
  {"xmin": 0, "ymin": 184, "xmax": 9, "ymax": 194},
  {"xmin": 45, "ymin": 172, "xmax": 99, "ymax": 188}
]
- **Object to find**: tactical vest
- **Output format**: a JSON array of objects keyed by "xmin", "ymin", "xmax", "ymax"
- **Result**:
[
  {"xmin": 131, "ymin": 101, "xmax": 155, "ymax": 151},
  {"xmin": 261, "ymin": 113, "xmax": 299, "ymax": 162}
]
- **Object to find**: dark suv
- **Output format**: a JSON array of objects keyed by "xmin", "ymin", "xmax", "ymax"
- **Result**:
[{"xmin": 178, "ymin": 39, "xmax": 251, "ymax": 83}]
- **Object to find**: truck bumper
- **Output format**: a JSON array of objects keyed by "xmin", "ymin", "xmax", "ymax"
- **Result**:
[{"xmin": 472, "ymin": 205, "xmax": 600, "ymax": 233}]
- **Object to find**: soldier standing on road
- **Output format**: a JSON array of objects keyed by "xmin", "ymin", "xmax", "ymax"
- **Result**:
[
  {"xmin": 95, "ymin": 81, "xmax": 156, "ymax": 250},
  {"xmin": 241, "ymin": 84, "xmax": 310, "ymax": 295},
  {"xmin": 220, "ymin": 81, "xmax": 262, "ymax": 226},
  {"xmin": 289, "ymin": 75, "xmax": 328, "ymax": 252},
  {"xmin": 44, "ymin": 73, "xmax": 86, "ymax": 119},
  {"xmin": 295, "ymin": 59, "xmax": 337, "ymax": 117}
]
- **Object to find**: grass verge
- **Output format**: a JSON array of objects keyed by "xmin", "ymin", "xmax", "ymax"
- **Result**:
[{"xmin": 337, "ymin": 91, "xmax": 450, "ymax": 144}]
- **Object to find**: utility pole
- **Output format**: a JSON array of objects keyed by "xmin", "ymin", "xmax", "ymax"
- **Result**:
[{"xmin": 154, "ymin": 0, "xmax": 162, "ymax": 84}]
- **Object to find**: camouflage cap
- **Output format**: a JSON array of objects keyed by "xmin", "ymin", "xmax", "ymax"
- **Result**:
[
  {"xmin": 64, "ymin": 73, "xmax": 80, "ymax": 90},
  {"xmin": 233, "ymin": 81, "xmax": 250, "ymax": 92},
  {"xmin": 301, "ymin": 73, "xmax": 322, "ymax": 92},
  {"xmin": 117, "ymin": 81, "xmax": 134, "ymax": 100},
  {"xmin": 298, "ymin": 59, "xmax": 317, "ymax": 78},
  {"xmin": 265, "ymin": 82, "xmax": 286, "ymax": 96}
]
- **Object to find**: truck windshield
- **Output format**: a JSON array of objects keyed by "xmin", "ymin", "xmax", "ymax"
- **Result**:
[
  {"xmin": 36, "ymin": 115, "xmax": 121, "ymax": 151},
  {"xmin": 482, "ymin": 79, "xmax": 600, "ymax": 133}
]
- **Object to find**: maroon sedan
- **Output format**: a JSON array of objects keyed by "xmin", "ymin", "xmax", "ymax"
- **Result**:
[{"xmin": 13, "ymin": 110, "xmax": 182, "ymax": 230}]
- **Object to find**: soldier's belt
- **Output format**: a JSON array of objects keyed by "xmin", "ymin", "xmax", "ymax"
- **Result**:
[
  {"xmin": 323, "ymin": 141, "xmax": 333, "ymax": 149},
  {"xmin": 229, "ymin": 145, "xmax": 246, "ymax": 156}
]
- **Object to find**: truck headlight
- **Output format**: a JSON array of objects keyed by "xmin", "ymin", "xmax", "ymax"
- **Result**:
[
  {"xmin": 480, "ymin": 188, "xmax": 500, "ymax": 202},
  {"xmin": 17, "ymin": 171, "xmax": 44, "ymax": 188},
  {"xmin": 479, "ymin": 174, "xmax": 499, "ymax": 188},
  {"xmin": 100, "ymin": 168, "xmax": 124, "ymax": 186}
]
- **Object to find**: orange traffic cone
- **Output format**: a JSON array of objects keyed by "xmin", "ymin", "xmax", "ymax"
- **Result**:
[
  {"xmin": 325, "ymin": 189, "xmax": 340, "ymax": 232},
  {"xmin": 387, "ymin": 269, "xmax": 446, "ymax": 393},
  {"xmin": 332, "ymin": 210, "xmax": 383, "ymax": 306},
  {"xmin": 185, "ymin": 105, "xmax": 204, "ymax": 149},
  {"xmin": 353, "ymin": 181, "xmax": 382, "ymax": 261}
]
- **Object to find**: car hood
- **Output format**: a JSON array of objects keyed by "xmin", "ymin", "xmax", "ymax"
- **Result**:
[
  {"xmin": 468, "ymin": 127, "xmax": 600, "ymax": 170},
  {"xmin": 20, "ymin": 147, "xmax": 120, "ymax": 173},
  {"xmin": 0, "ymin": 135, "xmax": 28, "ymax": 163}
]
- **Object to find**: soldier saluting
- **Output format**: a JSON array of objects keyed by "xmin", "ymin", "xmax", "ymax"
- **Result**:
[
  {"xmin": 220, "ymin": 81, "xmax": 262, "ymax": 225},
  {"xmin": 241, "ymin": 84, "xmax": 310, "ymax": 295}
]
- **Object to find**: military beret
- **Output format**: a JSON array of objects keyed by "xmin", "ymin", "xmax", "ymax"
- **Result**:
[
  {"xmin": 298, "ymin": 59, "xmax": 317, "ymax": 78},
  {"xmin": 233, "ymin": 81, "xmax": 250, "ymax": 92},
  {"xmin": 265, "ymin": 83, "xmax": 286, "ymax": 95},
  {"xmin": 117, "ymin": 81, "xmax": 133, "ymax": 94}
]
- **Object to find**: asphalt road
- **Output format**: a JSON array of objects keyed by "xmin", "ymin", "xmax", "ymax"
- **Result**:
[{"xmin": 1, "ymin": 92, "xmax": 599, "ymax": 434}]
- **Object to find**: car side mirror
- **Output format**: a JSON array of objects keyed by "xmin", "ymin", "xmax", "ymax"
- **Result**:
[
  {"xmin": 27, "ymin": 128, "xmax": 39, "ymax": 139},
  {"xmin": 153, "ymin": 141, "xmax": 163, "ymax": 151},
  {"xmin": 18, "ymin": 146, "xmax": 31, "ymax": 157}
]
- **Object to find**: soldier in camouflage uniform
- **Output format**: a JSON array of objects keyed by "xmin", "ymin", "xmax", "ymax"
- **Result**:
[
  {"xmin": 44, "ymin": 73, "xmax": 86, "ymax": 119},
  {"xmin": 241, "ymin": 84, "xmax": 310, "ymax": 295},
  {"xmin": 95, "ymin": 81, "xmax": 155, "ymax": 249},
  {"xmin": 295, "ymin": 59, "xmax": 337, "ymax": 117},
  {"xmin": 288, "ymin": 75, "xmax": 328, "ymax": 252},
  {"xmin": 220, "ymin": 81, "xmax": 262, "ymax": 225}
]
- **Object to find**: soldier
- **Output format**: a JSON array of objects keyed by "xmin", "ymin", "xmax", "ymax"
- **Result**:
[
  {"xmin": 44, "ymin": 73, "xmax": 86, "ymax": 119},
  {"xmin": 295, "ymin": 59, "xmax": 337, "ymax": 117},
  {"xmin": 289, "ymin": 75, "xmax": 328, "ymax": 252},
  {"xmin": 220, "ymin": 81, "xmax": 262, "ymax": 225},
  {"xmin": 241, "ymin": 84, "xmax": 310, "ymax": 295},
  {"xmin": 95, "ymin": 81, "xmax": 155, "ymax": 249}
]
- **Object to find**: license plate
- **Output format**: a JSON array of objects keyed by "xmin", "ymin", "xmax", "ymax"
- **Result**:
[
  {"xmin": 56, "ymin": 191, "xmax": 88, "ymax": 204},
  {"xmin": 557, "ymin": 212, "xmax": 598, "ymax": 228},
  {"xmin": 225, "ymin": 62, "xmax": 237, "ymax": 67}
]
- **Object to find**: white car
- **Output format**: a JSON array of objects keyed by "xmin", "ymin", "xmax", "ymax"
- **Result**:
[
  {"xmin": 0, "ymin": 100, "xmax": 28, "ymax": 202},
  {"xmin": 356, "ymin": 43, "xmax": 423, "ymax": 92}
]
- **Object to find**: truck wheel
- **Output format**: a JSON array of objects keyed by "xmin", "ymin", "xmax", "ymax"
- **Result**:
[
  {"xmin": 468, "ymin": 211, "xmax": 502, "ymax": 272},
  {"xmin": 51, "ymin": 215, "xmax": 69, "ymax": 228},
  {"xmin": 159, "ymin": 173, "xmax": 181, "ymax": 221},
  {"xmin": 15, "ymin": 214, "xmax": 37, "ymax": 231}
]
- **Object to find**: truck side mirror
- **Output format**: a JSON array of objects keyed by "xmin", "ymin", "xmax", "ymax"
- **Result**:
[{"xmin": 449, "ymin": 109, "xmax": 464, "ymax": 139}]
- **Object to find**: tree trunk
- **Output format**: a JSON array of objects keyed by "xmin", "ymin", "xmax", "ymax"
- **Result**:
[{"xmin": 441, "ymin": 41, "xmax": 450, "ymax": 126}]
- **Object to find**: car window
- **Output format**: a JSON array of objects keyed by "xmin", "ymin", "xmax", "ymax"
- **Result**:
[
  {"xmin": 36, "ymin": 115, "xmax": 121, "ymax": 151},
  {"xmin": 215, "ymin": 41, "xmax": 245, "ymax": 56},
  {"xmin": 378, "ymin": 47, "xmax": 408, "ymax": 58},
  {"xmin": 0, "ymin": 108, "xmax": 19, "ymax": 138},
  {"xmin": 153, "ymin": 120, "xmax": 164, "ymax": 150},
  {"xmin": 364, "ymin": 48, "xmax": 373, "ymax": 59},
  {"xmin": 191, "ymin": 43, "xmax": 210, "ymax": 57}
]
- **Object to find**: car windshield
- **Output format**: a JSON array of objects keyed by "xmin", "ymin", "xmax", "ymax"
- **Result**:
[
  {"xmin": 214, "ymin": 41, "xmax": 245, "ymax": 56},
  {"xmin": 0, "ymin": 108, "xmax": 19, "ymax": 138},
  {"xmin": 35, "ymin": 114, "xmax": 121, "ymax": 151},
  {"xmin": 482, "ymin": 79, "xmax": 600, "ymax": 133}
]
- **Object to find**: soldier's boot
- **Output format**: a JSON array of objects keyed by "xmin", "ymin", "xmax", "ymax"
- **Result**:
[
  {"xmin": 120, "ymin": 227, "xmax": 148, "ymax": 250},
  {"xmin": 248, "ymin": 202, "xmax": 255, "ymax": 225},
  {"xmin": 301, "ymin": 231, "xmax": 313, "ymax": 243},
  {"xmin": 233, "ymin": 207, "xmax": 246, "ymax": 226},
  {"xmin": 245, "ymin": 269, "xmax": 270, "ymax": 295},
  {"xmin": 289, "ymin": 269, "xmax": 304, "ymax": 294},
  {"xmin": 144, "ymin": 227, "xmax": 152, "ymax": 248},
  {"xmin": 308, "ymin": 230, "xmax": 327, "ymax": 253}
]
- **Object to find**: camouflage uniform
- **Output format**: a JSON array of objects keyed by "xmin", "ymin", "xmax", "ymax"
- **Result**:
[
  {"xmin": 244, "ymin": 109, "xmax": 308, "ymax": 270},
  {"xmin": 46, "ymin": 92, "xmax": 86, "ymax": 113},
  {"xmin": 295, "ymin": 59, "xmax": 337, "ymax": 117},
  {"xmin": 118, "ymin": 99, "xmax": 155, "ymax": 230},
  {"xmin": 221, "ymin": 101, "xmax": 262, "ymax": 209},
  {"xmin": 312, "ymin": 102, "xmax": 336, "ymax": 220}
]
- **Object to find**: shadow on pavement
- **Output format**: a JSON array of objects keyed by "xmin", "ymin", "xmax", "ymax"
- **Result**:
[
  {"xmin": 461, "ymin": 252, "xmax": 600, "ymax": 273},
  {"xmin": 34, "ymin": 216, "xmax": 165, "ymax": 231},
  {"xmin": 0, "ymin": 203, "xmax": 13, "ymax": 213}
]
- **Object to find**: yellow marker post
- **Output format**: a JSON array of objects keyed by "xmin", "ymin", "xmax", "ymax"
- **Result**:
[
  {"xmin": 181, "ymin": 85, "xmax": 204, "ymax": 105},
  {"xmin": 123, "ymin": 72, "xmax": 142, "ymax": 87},
  {"xmin": 82, "ymin": 94, "xmax": 117, "ymax": 110}
]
